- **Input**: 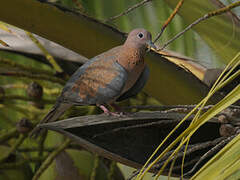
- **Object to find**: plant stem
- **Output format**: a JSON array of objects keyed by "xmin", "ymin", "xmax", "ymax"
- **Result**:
[
  {"xmin": 3, "ymin": 95, "xmax": 55, "ymax": 104},
  {"xmin": 108, "ymin": 161, "xmax": 116, "ymax": 180},
  {"xmin": 32, "ymin": 139, "xmax": 71, "ymax": 180},
  {"xmin": 0, "ymin": 156, "xmax": 46, "ymax": 169},
  {"xmin": 0, "ymin": 71, "xmax": 65, "ymax": 85},
  {"xmin": 0, "ymin": 128, "xmax": 18, "ymax": 143},
  {"xmin": 105, "ymin": 0, "xmax": 152, "ymax": 22},
  {"xmin": 26, "ymin": 31, "xmax": 63, "ymax": 73},
  {"xmin": 0, "ymin": 134, "xmax": 26, "ymax": 163},
  {"xmin": 0, "ymin": 57, "xmax": 54, "ymax": 76},
  {"xmin": 90, "ymin": 154, "xmax": 100, "ymax": 180}
]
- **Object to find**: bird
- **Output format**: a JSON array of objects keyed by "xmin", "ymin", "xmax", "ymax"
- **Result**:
[{"xmin": 30, "ymin": 28, "xmax": 156, "ymax": 138}]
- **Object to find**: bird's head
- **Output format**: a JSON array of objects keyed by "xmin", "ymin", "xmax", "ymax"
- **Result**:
[{"xmin": 124, "ymin": 28, "xmax": 157, "ymax": 52}]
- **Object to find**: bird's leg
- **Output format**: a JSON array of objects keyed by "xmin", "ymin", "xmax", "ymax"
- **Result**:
[{"xmin": 98, "ymin": 104, "xmax": 122, "ymax": 117}]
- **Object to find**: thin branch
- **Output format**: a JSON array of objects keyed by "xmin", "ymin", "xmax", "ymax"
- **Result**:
[
  {"xmin": 153, "ymin": 0, "xmax": 184, "ymax": 43},
  {"xmin": 0, "ymin": 134, "xmax": 26, "ymax": 163},
  {"xmin": 0, "ymin": 71, "xmax": 65, "ymax": 85},
  {"xmin": 0, "ymin": 57, "xmax": 54, "ymax": 76},
  {"xmin": 90, "ymin": 154, "xmax": 100, "ymax": 180},
  {"xmin": 32, "ymin": 139, "xmax": 71, "ymax": 180},
  {"xmin": 18, "ymin": 147, "xmax": 55, "ymax": 152},
  {"xmin": 93, "ymin": 119, "xmax": 178, "ymax": 138},
  {"xmin": 107, "ymin": 161, "xmax": 117, "ymax": 180},
  {"xmin": 3, "ymin": 95, "xmax": 55, "ymax": 104},
  {"xmin": 128, "ymin": 137, "xmax": 226, "ymax": 179},
  {"xmin": 0, "ymin": 156, "xmax": 46, "ymax": 169},
  {"xmin": 105, "ymin": 0, "xmax": 152, "ymax": 22},
  {"xmin": 127, "ymin": 170, "xmax": 140, "ymax": 180},
  {"xmin": 124, "ymin": 105, "xmax": 199, "ymax": 111},
  {"xmin": 2, "ymin": 84, "xmax": 61, "ymax": 96},
  {"xmin": 18, "ymin": 143, "xmax": 83, "ymax": 152},
  {"xmin": 4, "ymin": 103, "xmax": 30, "ymax": 117},
  {"xmin": 25, "ymin": 31, "xmax": 63, "ymax": 73},
  {"xmin": 125, "ymin": 105, "xmax": 240, "ymax": 113},
  {"xmin": 155, "ymin": 137, "xmax": 225, "ymax": 167},
  {"xmin": 38, "ymin": 131, "xmax": 48, "ymax": 162},
  {"xmin": 183, "ymin": 135, "xmax": 236, "ymax": 177},
  {"xmin": 160, "ymin": 1, "xmax": 240, "ymax": 50},
  {"xmin": 0, "ymin": 128, "xmax": 18, "ymax": 143},
  {"xmin": 213, "ymin": 0, "xmax": 240, "ymax": 22}
]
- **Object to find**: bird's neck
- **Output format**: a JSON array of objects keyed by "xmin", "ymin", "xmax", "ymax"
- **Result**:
[
  {"xmin": 117, "ymin": 45, "xmax": 146, "ymax": 71},
  {"xmin": 117, "ymin": 45, "xmax": 146, "ymax": 93}
]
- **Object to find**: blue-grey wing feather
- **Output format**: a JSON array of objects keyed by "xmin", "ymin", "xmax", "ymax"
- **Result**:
[
  {"xmin": 57, "ymin": 57, "xmax": 97, "ymax": 103},
  {"xmin": 117, "ymin": 65, "xmax": 149, "ymax": 102},
  {"xmin": 62, "ymin": 57, "xmax": 98, "ymax": 90},
  {"xmin": 91, "ymin": 62, "xmax": 128, "ymax": 104},
  {"xmin": 59, "ymin": 56, "xmax": 128, "ymax": 105}
]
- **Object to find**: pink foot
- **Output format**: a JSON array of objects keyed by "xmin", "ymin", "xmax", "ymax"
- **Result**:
[{"xmin": 98, "ymin": 105, "xmax": 123, "ymax": 117}]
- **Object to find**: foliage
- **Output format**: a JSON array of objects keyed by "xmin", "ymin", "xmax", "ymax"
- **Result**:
[{"xmin": 0, "ymin": 0, "xmax": 239, "ymax": 180}]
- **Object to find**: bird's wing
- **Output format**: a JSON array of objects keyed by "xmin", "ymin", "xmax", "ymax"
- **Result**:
[
  {"xmin": 59, "ymin": 54, "xmax": 128, "ymax": 105},
  {"xmin": 116, "ymin": 65, "xmax": 149, "ymax": 102}
]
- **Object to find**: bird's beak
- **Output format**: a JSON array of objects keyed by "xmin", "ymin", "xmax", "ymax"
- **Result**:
[{"xmin": 146, "ymin": 40, "xmax": 157, "ymax": 51}]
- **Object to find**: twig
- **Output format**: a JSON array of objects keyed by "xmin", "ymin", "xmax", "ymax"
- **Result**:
[
  {"xmin": 93, "ymin": 119, "xmax": 178, "ymax": 138},
  {"xmin": 3, "ymin": 95, "xmax": 55, "ymax": 104},
  {"xmin": 2, "ymin": 83, "xmax": 27, "ymax": 89},
  {"xmin": 1, "ymin": 103, "xmax": 46, "ymax": 120},
  {"xmin": 155, "ymin": 137, "xmax": 225, "ymax": 167},
  {"xmin": 0, "ymin": 156, "xmax": 46, "ymax": 169},
  {"xmin": 90, "ymin": 154, "xmax": 100, "ymax": 180},
  {"xmin": 2, "ymin": 84, "xmax": 61, "ymax": 96},
  {"xmin": 38, "ymin": 131, "xmax": 48, "ymax": 162},
  {"xmin": 18, "ymin": 143, "xmax": 83, "ymax": 152},
  {"xmin": 127, "ymin": 137, "xmax": 225, "ymax": 179},
  {"xmin": 105, "ymin": 0, "xmax": 152, "ymax": 22},
  {"xmin": 153, "ymin": 0, "xmax": 184, "ymax": 43},
  {"xmin": 38, "ymin": 132, "xmax": 47, "ymax": 154},
  {"xmin": 0, "ymin": 71, "xmax": 65, "ymax": 85},
  {"xmin": 127, "ymin": 170, "xmax": 140, "ymax": 180},
  {"xmin": 0, "ymin": 134, "xmax": 26, "ymax": 163},
  {"xmin": 0, "ymin": 57, "xmax": 54, "ymax": 76},
  {"xmin": 125, "ymin": 104, "xmax": 240, "ymax": 112},
  {"xmin": 213, "ymin": 0, "xmax": 240, "ymax": 22},
  {"xmin": 25, "ymin": 31, "xmax": 63, "ymax": 73},
  {"xmin": 32, "ymin": 139, "xmax": 71, "ymax": 180},
  {"xmin": 18, "ymin": 147, "xmax": 55, "ymax": 152},
  {"xmin": 124, "ymin": 105, "xmax": 199, "ymax": 111},
  {"xmin": 108, "ymin": 161, "xmax": 116, "ymax": 180},
  {"xmin": 5, "ymin": 103, "xmax": 30, "ymax": 117},
  {"xmin": 0, "ymin": 128, "xmax": 18, "ymax": 143},
  {"xmin": 183, "ymin": 135, "xmax": 236, "ymax": 177},
  {"xmin": 160, "ymin": 1, "xmax": 240, "ymax": 50}
]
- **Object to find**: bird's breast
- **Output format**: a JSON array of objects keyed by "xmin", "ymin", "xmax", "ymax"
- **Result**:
[{"xmin": 122, "ymin": 60, "xmax": 145, "ymax": 94}]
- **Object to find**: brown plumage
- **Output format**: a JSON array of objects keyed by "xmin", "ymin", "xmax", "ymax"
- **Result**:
[{"xmin": 30, "ymin": 28, "xmax": 156, "ymax": 138}]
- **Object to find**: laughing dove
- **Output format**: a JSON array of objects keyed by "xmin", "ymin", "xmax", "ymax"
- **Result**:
[{"xmin": 31, "ymin": 28, "xmax": 156, "ymax": 137}]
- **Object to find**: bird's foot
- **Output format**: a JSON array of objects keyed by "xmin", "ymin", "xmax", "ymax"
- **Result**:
[{"xmin": 98, "ymin": 105, "xmax": 125, "ymax": 117}]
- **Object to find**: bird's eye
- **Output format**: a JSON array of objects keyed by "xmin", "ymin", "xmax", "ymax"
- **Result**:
[{"xmin": 138, "ymin": 32, "xmax": 144, "ymax": 39}]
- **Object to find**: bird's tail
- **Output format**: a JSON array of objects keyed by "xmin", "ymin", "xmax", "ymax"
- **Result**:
[{"xmin": 30, "ymin": 102, "xmax": 72, "ymax": 138}]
